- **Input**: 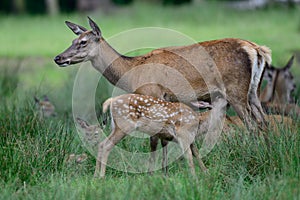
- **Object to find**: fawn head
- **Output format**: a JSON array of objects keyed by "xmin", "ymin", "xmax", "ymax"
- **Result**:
[
  {"xmin": 54, "ymin": 17, "xmax": 102, "ymax": 67},
  {"xmin": 262, "ymin": 56, "xmax": 296, "ymax": 103},
  {"xmin": 34, "ymin": 95, "xmax": 56, "ymax": 117}
]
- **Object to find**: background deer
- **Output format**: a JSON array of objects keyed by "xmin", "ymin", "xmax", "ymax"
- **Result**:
[
  {"xmin": 76, "ymin": 117, "xmax": 101, "ymax": 151},
  {"xmin": 260, "ymin": 56, "xmax": 300, "ymax": 116},
  {"xmin": 34, "ymin": 95, "xmax": 56, "ymax": 118},
  {"xmin": 94, "ymin": 94, "xmax": 227, "ymax": 177},
  {"xmin": 54, "ymin": 17, "xmax": 271, "ymax": 174}
]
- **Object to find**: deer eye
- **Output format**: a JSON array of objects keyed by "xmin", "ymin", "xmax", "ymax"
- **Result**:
[
  {"xmin": 267, "ymin": 73, "xmax": 273, "ymax": 79},
  {"xmin": 79, "ymin": 40, "xmax": 87, "ymax": 46}
]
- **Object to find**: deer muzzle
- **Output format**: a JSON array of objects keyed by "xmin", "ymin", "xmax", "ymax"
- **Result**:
[{"xmin": 54, "ymin": 55, "xmax": 71, "ymax": 67}]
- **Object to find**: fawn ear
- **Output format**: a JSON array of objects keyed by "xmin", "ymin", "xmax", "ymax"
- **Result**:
[
  {"xmin": 284, "ymin": 55, "xmax": 294, "ymax": 70},
  {"xmin": 76, "ymin": 117, "xmax": 90, "ymax": 128},
  {"xmin": 191, "ymin": 101, "xmax": 212, "ymax": 109},
  {"xmin": 65, "ymin": 21, "xmax": 87, "ymax": 35},
  {"xmin": 34, "ymin": 96, "xmax": 40, "ymax": 103},
  {"xmin": 88, "ymin": 16, "xmax": 102, "ymax": 38},
  {"xmin": 43, "ymin": 95, "xmax": 49, "ymax": 101}
]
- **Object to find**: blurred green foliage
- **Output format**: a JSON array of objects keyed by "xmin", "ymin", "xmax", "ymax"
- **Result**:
[
  {"xmin": 59, "ymin": 0, "xmax": 76, "ymax": 13},
  {"xmin": 112, "ymin": 0, "xmax": 134, "ymax": 5},
  {"xmin": 25, "ymin": 0, "xmax": 46, "ymax": 14},
  {"xmin": 163, "ymin": 0, "xmax": 192, "ymax": 5},
  {"xmin": 0, "ymin": 0, "xmax": 199, "ymax": 14},
  {"xmin": 0, "ymin": 0, "xmax": 76, "ymax": 14}
]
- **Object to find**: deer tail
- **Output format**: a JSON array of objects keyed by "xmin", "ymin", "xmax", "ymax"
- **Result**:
[
  {"xmin": 256, "ymin": 45, "xmax": 272, "ymax": 67},
  {"xmin": 102, "ymin": 97, "xmax": 114, "ymax": 113}
]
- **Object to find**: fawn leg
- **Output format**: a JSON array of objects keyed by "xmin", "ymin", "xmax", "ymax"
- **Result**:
[
  {"xmin": 148, "ymin": 136, "xmax": 159, "ymax": 174},
  {"xmin": 161, "ymin": 139, "xmax": 169, "ymax": 176},
  {"xmin": 94, "ymin": 128, "xmax": 126, "ymax": 178}
]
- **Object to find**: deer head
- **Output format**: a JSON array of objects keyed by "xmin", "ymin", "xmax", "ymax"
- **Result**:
[
  {"xmin": 54, "ymin": 17, "xmax": 102, "ymax": 67},
  {"xmin": 261, "ymin": 56, "xmax": 296, "ymax": 104},
  {"xmin": 34, "ymin": 95, "xmax": 56, "ymax": 118}
]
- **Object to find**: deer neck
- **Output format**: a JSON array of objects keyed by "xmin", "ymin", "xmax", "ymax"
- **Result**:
[{"xmin": 91, "ymin": 38, "xmax": 133, "ymax": 90}]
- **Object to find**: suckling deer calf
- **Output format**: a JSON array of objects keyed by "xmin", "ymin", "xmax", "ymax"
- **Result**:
[{"xmin": 94, "ymin": 94, "xmax": 227, "ymax": 178}]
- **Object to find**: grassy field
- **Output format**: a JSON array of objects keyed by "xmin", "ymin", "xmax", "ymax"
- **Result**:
[{"xmin": 0, "ymin": 1, "xmax": 300, "ymax": 199}]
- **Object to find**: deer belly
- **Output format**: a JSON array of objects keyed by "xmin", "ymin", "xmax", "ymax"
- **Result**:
[{"xmin": 134, "ymin": 118, "xmax": 175, "ymax": 140}]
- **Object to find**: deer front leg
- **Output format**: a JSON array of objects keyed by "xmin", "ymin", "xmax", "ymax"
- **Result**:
[
  {"xmin": 94, "ymin": 142, "xmax": 103, "ymax": 178},
  {"xmin": 148, "ymin": 136, "xmax": 159, "ymax": 174},
  {"xmin": 161, "ymin": 139, "xmax": 169, "ymax": 176}
]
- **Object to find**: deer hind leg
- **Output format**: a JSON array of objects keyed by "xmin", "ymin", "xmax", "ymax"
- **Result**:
[
  {"xmin": 94, "ymin": 127, "xmax": 126, "ymax": 178},
  {"xmin": 248, "ymin": 55, "xmax": 267, "ymax": 127},
  {"xmin": 228, "ymin": 97, "xmax": 255, "ymax": 131},
  {"xmin": 248, "ymin": 90, "xmax": 267, "ymax": 128}
]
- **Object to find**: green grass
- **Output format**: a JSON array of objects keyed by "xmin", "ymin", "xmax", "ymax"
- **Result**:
[
  {"xmin": 0, "ymin": 94, "xmax": 299, "ymax": 199},
  {"xmin": 0, "ymin": 2, "xmax": 300, "ymax": 200}
]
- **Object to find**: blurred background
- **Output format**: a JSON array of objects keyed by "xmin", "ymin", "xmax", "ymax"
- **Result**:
[
  {"xmin": 1, "ymin": 0, "xmax": 299, "ymax": 14},
  {"xmin": 0, "ymin": 0, "xmax": 299, "ymax": 111}
]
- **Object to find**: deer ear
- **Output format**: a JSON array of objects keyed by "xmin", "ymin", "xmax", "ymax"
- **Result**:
[
  {"xmin": 263, "ymin": 65, "xmax": 274, "ymax": 79},
  {"xmin": 34, "ymin": 96, "xmax": 40, "ymax": 103},
  {"xmin": 88, "ymin": 16, "xmax": 102, "ymax": 38},
  {"xmin": 65, "ymin": 21, "xmax": 87, "ymax": 35},
  {"xmin": 43, "ymin": 95, "xmax": 49, "ymax": 101},
  {"xmin": 285, "ymin": 55, "xmax": 294, "ymax": 70}
]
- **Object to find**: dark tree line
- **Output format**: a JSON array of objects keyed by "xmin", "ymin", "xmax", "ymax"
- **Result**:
[
  {"xmin": 0, "ymin": 0, "xmax": 296, "ymax": 14},
  {"xmin": 0, "ymin": 0, "xmax": 195, "ymax": 14}
]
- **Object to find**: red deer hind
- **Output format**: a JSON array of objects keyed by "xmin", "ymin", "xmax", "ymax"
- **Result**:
[{"xmin": 54, "ymin": 17, "xmax": 271, "ymax": 174}]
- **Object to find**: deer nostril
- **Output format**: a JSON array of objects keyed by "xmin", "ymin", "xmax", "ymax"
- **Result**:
[{"xmin": 54, "ymin": 55, "xmax": 61, "ymax": 62}]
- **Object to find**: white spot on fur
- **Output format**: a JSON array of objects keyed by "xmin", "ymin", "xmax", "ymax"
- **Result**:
[{"xmin": 117, "ymin": 99, "xmax": 123, "ymax": 103}]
